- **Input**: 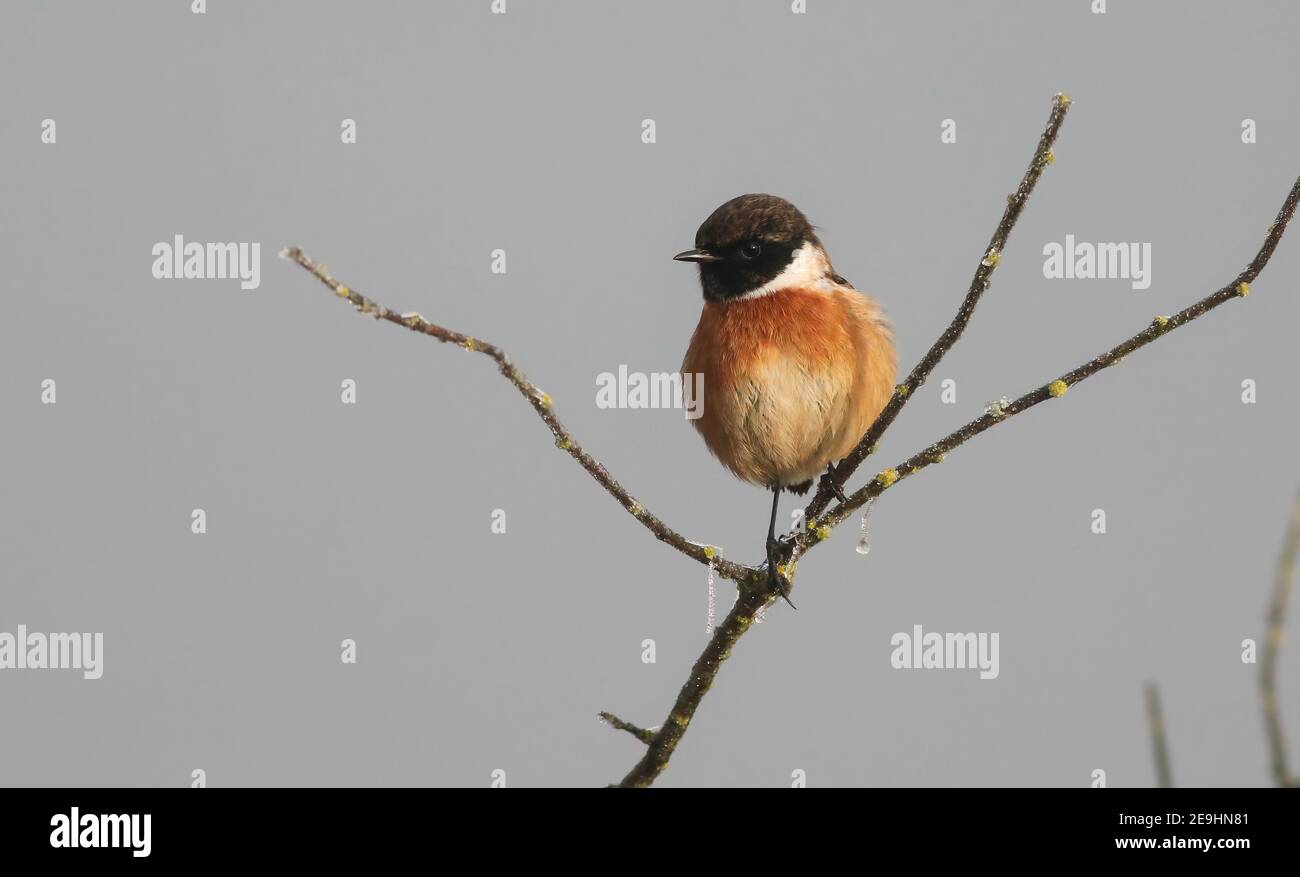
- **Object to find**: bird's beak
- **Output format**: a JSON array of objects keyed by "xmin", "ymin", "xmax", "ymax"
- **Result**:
[{"xmin": 673, "ymin": 248, "xmax": 721, "ymax": 263}]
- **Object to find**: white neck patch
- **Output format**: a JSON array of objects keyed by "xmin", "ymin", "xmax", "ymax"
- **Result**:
[{"xmin": 734, "ymin": 241, "xmax": 835, "ymax": 300}]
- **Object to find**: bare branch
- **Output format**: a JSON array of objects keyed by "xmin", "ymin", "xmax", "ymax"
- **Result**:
[
  {"xmin": 616, "ymin": 588, "xmax": 768, "ymax": 787},
  {"xmin": 598, "ymin": 712, "xmax": 656, "ymax": 746},
  {"xmin": 279, "ymin": 247, "xmax": 756, "ymax": 585},
  {"xmin": 1262, "ymin": 489, "xmax": 1300, "ymax": 787},
  {"xmin": 805, "ymin": 94, "xmax": 1072, "ymax": 523},
  {"xmin": 799, "ymin": 174, "xmax": 1300, "ymax": 542},
  {"xmin": 1144, "ymin": 682, "xmax": 1174, "ymax": 788}
]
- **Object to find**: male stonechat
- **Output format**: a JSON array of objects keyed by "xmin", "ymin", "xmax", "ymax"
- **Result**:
[{"xmin": 677, "ymin": 194, "xmax": 897, "ymax": 605}]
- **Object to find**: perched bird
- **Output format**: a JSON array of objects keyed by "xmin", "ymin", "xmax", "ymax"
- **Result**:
[{"xmin": 677, "ymin": 194, "xmax": 897, "ymax": 604}]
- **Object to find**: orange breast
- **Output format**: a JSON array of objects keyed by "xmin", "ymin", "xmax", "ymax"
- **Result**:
[{"xmin": 681, "ymin": 286, "xmax": 896, "ymax": 489}]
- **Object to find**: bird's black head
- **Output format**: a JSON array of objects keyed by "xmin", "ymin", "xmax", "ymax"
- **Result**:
[{"xmin": 674, "ymin": 194, "xmax": 821, "ymax": 302}]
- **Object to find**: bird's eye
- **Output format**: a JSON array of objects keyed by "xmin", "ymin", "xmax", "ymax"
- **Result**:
[{"xmin": 740, "ymin": 241, "xmax": 763, "ymax": 260}]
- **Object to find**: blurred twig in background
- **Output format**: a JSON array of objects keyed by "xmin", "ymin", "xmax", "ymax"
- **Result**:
[
  {"xmin": 1262, "ymin": 490, "xmax": 1300, "ymax": 787},
  {"xmin": 1146, "ymin": 490, "xmax": 1300, "ymax": 788},
  {"xmin": 1144, "ymin": 682, "xmax": 1173, "ymax": 788}
]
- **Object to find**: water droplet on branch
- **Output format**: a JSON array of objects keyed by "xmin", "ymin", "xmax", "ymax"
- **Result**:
[{"xmin": 984, "ymin": 396, "xmax": 1011, "ymax": 418}]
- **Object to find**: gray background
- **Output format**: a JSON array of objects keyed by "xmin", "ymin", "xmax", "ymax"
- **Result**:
[{"xmin": 2, "ymin": 0, "xmax": 1298, "ymax": 787}]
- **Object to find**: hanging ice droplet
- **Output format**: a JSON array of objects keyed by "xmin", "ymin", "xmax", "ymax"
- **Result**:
[
  {"xmin": 855, "ymin": 498, "xmax": 877, "ymax": 555},
  {"xmin": 705, "ymin": 556, "xmax": 717, "ymax": 635}
]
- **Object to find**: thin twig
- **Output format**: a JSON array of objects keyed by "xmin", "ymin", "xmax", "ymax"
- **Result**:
[
  {"xmin": 1262, "ymin": 489, "xmax": 1300, "ymax": 787},
  {"xmin": 804, "ymin": 94, "xmax": 1072, "ymax": 525},
  {"xmin": 803, "ymin": 175, "xmax": 1300, "ymax": 539},
  {"xmin": 1144, "ymin": 682, "xmax": 1174, "ymax": 788},
  {"xmin": 279, "ymin": 247, "xmax": 756, "ymax": 585},
  {"xmin": 598, "ymin": 712, "xmax": 656, "ymax": 746}
]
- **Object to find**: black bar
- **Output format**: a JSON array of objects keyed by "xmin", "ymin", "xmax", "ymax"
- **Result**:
[{"xmin": 0, "ymin": 788, "xmax": 1289, "ymax": 861}]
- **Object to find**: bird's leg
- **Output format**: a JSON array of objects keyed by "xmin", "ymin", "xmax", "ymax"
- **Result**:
[
  {"xmin": 819, "ymin": 463, "xmax": 848, "ymax": 503},
  {"xmin": 765, "ymin": 487, "xmax": 797, "ymax": 609}
]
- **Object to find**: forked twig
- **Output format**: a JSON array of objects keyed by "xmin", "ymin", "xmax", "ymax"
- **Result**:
[{"xmin": 283, "ymin": 95, "xmax": 1300, "ymax": 787}]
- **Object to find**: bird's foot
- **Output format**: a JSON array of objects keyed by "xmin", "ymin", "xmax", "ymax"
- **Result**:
[
  {"xmin": 765, "ymin": 535, "xmax": 798, "ymax": 609},
  {"xmin": 819, "ymin": 466, "xmax": 848, "ymax": 503}
]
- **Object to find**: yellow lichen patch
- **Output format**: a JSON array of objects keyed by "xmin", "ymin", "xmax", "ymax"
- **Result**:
[
  {"xmin": 982, "ymin": 248, "xmax": 1001, "ymax": 268},
  {"xmin": 876, "ymin": 468, "xmax": 899, "ymax": 489},
  {"xmin": 629, "ymin": 501, "xmax": 645, "ymax": 517},
  {"xmin": 1048, "ymin": 379, "xmax": 1069, "ymax": 398},
  {"xmin": 815, "ymin": 525, "xmax": 832, "ymax": 541},
  {"xmin": 1237, "ymin": 281, "xmax": 1251, "ymax": 297},
  {"xmin": 895, "ymin": 383, "xmax": 910, "ymax": 398},
  {"xmin": 537, "ymin": 392, "xmax": 553, "ymax": 410},
  {"xmin": 1153, "ymin": 315, "xmax": 1169, "ymax": 329},
  {"xmin": 702, "ymin": 545, "xmax": 716, "ymax": 560},
  {"xmin": 1056, "ymin": 92, "xmax": 1071, "ymax": 107},
  {"xmin": 334, "ymin": 284, "xmax": 351, "ymax": 299},
  {"xmin": 555, "ymin": 436, "xmax": 572, "ymax": 451},
  {"xmin": 463, "ymin": 336, "xmax": 477, "ymax": 352},
  {"xmin": 930, "ymin": 451, "xmax": 946, "ymax": 465},
  {"xmin": 1043, "ymin": 150, "xmax": 1056, "ymax": 165}
]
